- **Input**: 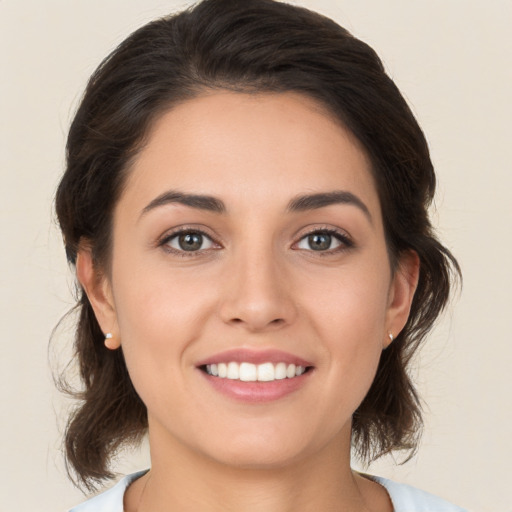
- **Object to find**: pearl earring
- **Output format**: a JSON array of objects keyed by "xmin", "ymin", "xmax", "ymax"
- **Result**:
[
  {"xmin": 388, "ymin": 332, "xmax": 394, "ymax": 343},
  {"xmin": 104, "ymin": 332, "xmax": 119, "ymax": 350}
]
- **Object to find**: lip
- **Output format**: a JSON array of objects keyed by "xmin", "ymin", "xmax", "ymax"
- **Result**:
[
  {"xmin": 196, "ymin": 348, "xmax": 314, "ymax": 403},
  {"xmin": 196, "ymin": 348, "xmax": 313, "ymax": 367}
]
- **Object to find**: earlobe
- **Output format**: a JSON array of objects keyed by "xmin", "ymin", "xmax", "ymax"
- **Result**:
[
  {"xmin": 76, "ymin": 247, "xmax": 120, "ymax": 349},
  {"xmin": 384, "ymin": 250, "xmax": 420, "ymax": 348},
  {"xmin": 104, "ymin": 332, "xmax": 120, "ymax": 351}
]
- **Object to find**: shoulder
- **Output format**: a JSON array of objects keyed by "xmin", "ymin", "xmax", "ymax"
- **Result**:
[
  {"xmin": 68, "ymin": 470, "xmax": 148, "ymax": 512},
  {"xmin": 369, "ymin": 475, "xmax": 468, "ymax": 512}
]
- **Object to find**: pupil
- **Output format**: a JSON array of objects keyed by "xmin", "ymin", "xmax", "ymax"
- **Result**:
[
  {"xmin": 309, "ymin": 233, "xmax": 331, "ymax": 251},
  {"xmin": 179, "ymin": 233, "xmax": 202, "ymax": 251}
]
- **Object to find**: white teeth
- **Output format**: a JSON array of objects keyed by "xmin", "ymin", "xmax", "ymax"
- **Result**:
[
  {"xmin": 227, "ymin": 362, "xmax": 239, "ymax": 379},
  {"xmin": 205, "ymin": 362, "xmax": 308, "ymax": 381},
  {"xmin": 257, "ymin": 362, "xmax": 275, "ymax": 381},
  {"xmin": 239, "ymin": 362, "xmax": 257, "ymax": 382},
  {"xmin": 218, "ymin": 363, "xmax": 227, "ymax": 378},
  {"xmin": 275, "ymin": 362, "xmax": 287, "ymax": 380}
]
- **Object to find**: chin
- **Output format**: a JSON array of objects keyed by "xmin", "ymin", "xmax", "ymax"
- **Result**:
[
  {"xmin": 207, "ymin": 443, "xmax": 307, "ymax": 471},
  {"xmin": 196, "ymin": 423, "xmax": 333, "ymax": 471}
]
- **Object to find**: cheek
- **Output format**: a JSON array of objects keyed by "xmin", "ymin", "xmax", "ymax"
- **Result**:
[
  {"xmin": 112, "ymin": 247, "xmax": 215, "ymax": 335},
  {"xmin": 304, "ymin": 257, "xmax": 390, "ymax": 339},
  {"xmin": 110, "ymin": 255, "xmax": 216, "ymax": 389},
  {"xmin": 302, "ymin": 262, "xmax": 390, "ymax": 392}
]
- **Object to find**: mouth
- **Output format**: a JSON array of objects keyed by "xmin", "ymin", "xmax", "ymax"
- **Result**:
[
  {"xmin": 200, "ymin": 362, "xmax": 311, "ymax": 382},
  {"xmin": 196, "ymin": 349, "xmax": 314, "ymax": 402}
]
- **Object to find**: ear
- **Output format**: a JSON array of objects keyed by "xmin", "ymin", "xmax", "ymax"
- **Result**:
[
  {"xmin": 383, "ymin": 250, "xmax": 420, "ymax": 348},
  {"xmin": 76, "ymin": 246, "xmax": 121, "ymax": 350}
]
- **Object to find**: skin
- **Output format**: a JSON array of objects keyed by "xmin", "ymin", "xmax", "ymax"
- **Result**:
[{"xmin": 78, "ymin": 91, "xmax": 419, "ymax": 511}]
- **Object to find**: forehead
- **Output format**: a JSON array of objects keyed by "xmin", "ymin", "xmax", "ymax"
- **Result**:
[{"xmin": 121, "ymin": 91, "xmax": 380, "ymax": 218}]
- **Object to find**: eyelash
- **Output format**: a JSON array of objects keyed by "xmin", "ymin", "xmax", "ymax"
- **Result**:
[
  {"xmin": 158, "ymin": 226, "xmax": 354, "ymax": 257},
  {"xmin": 158, "ymin": 226, "xmax": 220, "ymax": 257},
  {"xmin": 292, "ymin": 227, "xmax": 354, "ymax": 255}
]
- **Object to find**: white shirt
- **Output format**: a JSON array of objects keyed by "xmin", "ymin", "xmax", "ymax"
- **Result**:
[{"xmin": 69, "ymin": 470, "xmax": 468, "ymax": 512}]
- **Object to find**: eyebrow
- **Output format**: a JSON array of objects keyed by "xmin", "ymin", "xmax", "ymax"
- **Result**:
[
  {"xmin": 140, "ymin": 189, "xmax": 371, "ymax": 222},
  {"xmin": 287, "ymin": 191, "xmax": 372, "ymax": 222},
  {"xmin": 140, "ymin": 190, "xmax": 226, "ymax": 218}
]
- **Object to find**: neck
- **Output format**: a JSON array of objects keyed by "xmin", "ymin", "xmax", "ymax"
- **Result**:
[{"xmin": 127, "ymin": 422, "xmax": 390, "ymax": 512}]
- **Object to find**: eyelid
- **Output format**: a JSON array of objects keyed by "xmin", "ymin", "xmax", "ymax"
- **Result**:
[
  {"xmin": 156, "ymin": 224, "xmax": 353, "ymax": 256},
  {"xmin": 158, "ymin": 225, "xmax": 223, "ymax": 254},
  {"xmin": 292, "ymin": 226, "xmax": 354, "ymax": 252}
]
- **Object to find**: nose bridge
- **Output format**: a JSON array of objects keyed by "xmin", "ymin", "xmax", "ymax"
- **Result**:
[{"xmin": 219, "ymin": 235, "xmax": 295, "ymax": 331}]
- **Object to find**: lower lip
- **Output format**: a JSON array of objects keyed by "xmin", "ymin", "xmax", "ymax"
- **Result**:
[{"xmin": 199, "ymin": 370, "xmax": 312, "ymax": 403}]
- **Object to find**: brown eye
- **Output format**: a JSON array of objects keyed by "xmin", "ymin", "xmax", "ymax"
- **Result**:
[
  {"xmin": 297, "ymin": 231, "xmax": 342, "ymax": 251},
  {"xmin": 179, "ymin": 233, "xmax": 203, "ymax": 251},
  {"xmin": 166, "ymin": 231, "xmax": 214, "ymax": 252},
  {"xmin": 307, "ymin": 233, "xmax": 332, "ymax": 251},
  {"xmin": 294, "ymin": 229, "xmax": 354, "ymax": 254}
]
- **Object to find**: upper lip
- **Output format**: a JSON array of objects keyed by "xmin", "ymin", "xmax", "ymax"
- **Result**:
[{"xmin": 196, "ymin": 348, "xmax": 313, "ymax": 367}]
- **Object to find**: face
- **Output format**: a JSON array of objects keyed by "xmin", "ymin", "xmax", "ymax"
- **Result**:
[{"xmin": 83, "ymin": 91, "xmax": 417, "ymax": 470}]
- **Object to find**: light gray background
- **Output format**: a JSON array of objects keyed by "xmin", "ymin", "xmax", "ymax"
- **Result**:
[{"xmin": 1, "ymin": 1, "xmax": 510, "ymax": 510}]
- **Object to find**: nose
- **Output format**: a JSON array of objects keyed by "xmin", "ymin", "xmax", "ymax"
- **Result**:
[{"xmin": 219, "ymin": 247, "xmax": 297, "ymax": 332}]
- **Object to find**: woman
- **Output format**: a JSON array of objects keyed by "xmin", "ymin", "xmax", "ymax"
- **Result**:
[{"xmin": 56, "ymin": 0, "xmax": 464, "ymax": 510}]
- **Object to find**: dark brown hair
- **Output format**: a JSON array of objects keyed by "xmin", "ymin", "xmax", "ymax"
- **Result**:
[{"xmin": 55, "ymin": 0, "xmax": 460, "ymax": 491}]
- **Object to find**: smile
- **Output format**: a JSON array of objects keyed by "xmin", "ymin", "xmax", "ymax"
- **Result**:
[
  {"xmin": 197, "ymin": 349, "xmax": 314, "ymax": 401},
  {"xmin": 204, "ymin": 362, "xmax": 307, "ymax": 381}
]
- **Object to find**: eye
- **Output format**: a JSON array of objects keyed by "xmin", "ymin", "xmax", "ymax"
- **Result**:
[
  {"xmin": 295, "ymin": 230, "xmax": 352, "ymax": 252},
  {"xmin": 164, "ymin": 230, "xmax": 215, "ymax": 252}
]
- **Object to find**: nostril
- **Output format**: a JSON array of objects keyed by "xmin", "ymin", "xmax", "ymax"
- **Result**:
[{"xmin": 226, "ymin": 316, "xmax": 287, "ymax": 331}]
